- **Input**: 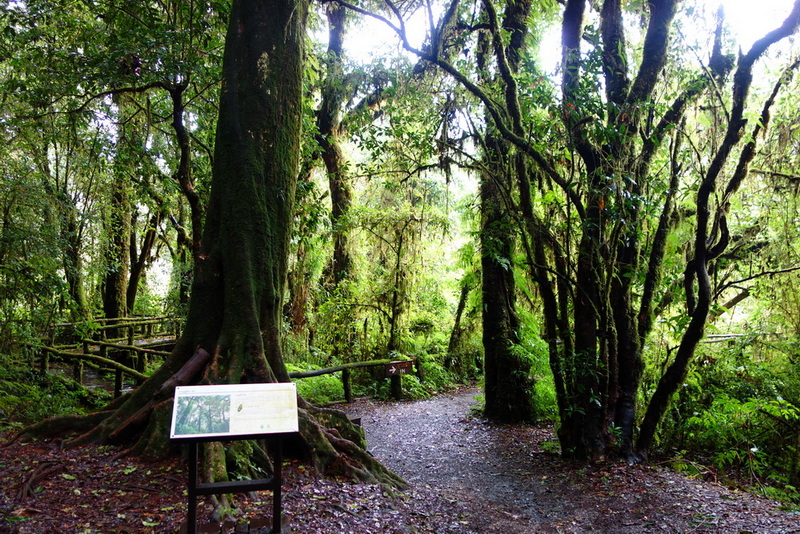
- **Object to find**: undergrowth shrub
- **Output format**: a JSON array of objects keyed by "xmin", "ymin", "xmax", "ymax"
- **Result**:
[
  {"xmin": 415, "ymin": 353, "xmax": 458, "ymax": 393},
  {"xmin": 353, "ymin": 369, "xmax": 432, "ymax": 401},
  {"xmin": 517, "ymin": 312, "xmax": 558, "ymax": 421},
  {"xmin": 0, "ymin": 357, "xmax": 112, "ymax": 431},
  {"xmin": 286, "ymin": 363, "xmax": 344, "ymax": 405},
  {"xmin": 655, "ymin": 334, "xmax": 800, "ymax": 505},
  {"xmin": 446, "ymin": 339, "xmax": 483, "ymax": 380}
]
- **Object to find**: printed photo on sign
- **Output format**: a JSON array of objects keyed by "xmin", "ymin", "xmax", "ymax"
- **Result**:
[{"xmin": 173, "ymin": 394, "xmax": 231, "ymax": 436}]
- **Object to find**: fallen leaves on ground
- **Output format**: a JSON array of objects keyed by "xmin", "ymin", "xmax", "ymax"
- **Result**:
[{"xmin": 1, "ymin": 386, "xmax": 799, "ymax": 533}]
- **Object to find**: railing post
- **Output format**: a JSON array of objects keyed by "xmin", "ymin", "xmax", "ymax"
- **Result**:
[
  {"xmin": 342, "ymin": 368, "xmax": 352, "ymax": 403},
  {"xmin": 114, "ymin": 369, "xmax": 123, "ymax": 398},
  {"xmin": 127, "ymin": 326, "xmax": 134, "ymax": 370},
  {"xmin": 390, "ymin": 374, "xmax": 402, "ymax": 400},
  {"xmin": 138, "ymin": 350, "xmax": 147, "ymax": 373},
  {"xmin": 39, "ymin": 348, "xmax": 49, "ymax": 376},
  {"xmin": 73, "ymin": 360, "xmax": 83, "ymax": 384}
]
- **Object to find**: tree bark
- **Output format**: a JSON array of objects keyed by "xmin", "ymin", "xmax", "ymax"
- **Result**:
[
  {"xmin": 316, "ymin": 2, "xmax": 355, "ymax": 361},
  {"xmin": 60, "ymin": 192, "xmax": 90, "ymax": 321},
  {"xmin": 127, "ymin": 211, "xmax": 160, "ymax": 314},
  {"xmin": 102, "ymin": 157, "xmax": 130, "ymax": 329},
  {"xmin": 318, "ymin": 2, "xmax": 353, "ymax": 288},
  {"xmin": 446, "ymin": 278, "xmax": 472, "ymax": 374},
  {"xmin": 477, "ymin": 0, "xmax": 535, "ymax": 424},
  {"xmin": 480, "ymin": 158, "xmax": 532, "ymax": 423},
  {"xmin": 636, "ymin": 11, "xmax": 800, "ymax": 454}
]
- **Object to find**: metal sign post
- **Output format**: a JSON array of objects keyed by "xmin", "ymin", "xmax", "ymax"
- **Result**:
[
  {"xmin": 185, "ymin": 433, "xmax": 286, "ymax": 533},
  {"xmin": 170, "ymin": 383, "xmax": 299, "ymax": 533}
]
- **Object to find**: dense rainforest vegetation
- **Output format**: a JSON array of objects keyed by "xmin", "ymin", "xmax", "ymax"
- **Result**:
[{"xmin": 2, "ymin": 0, "xmax": 800, "ymax": 513}]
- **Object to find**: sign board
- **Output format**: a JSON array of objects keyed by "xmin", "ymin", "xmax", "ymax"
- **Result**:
[
  {"xmin": 170, "ymin": 382, "xmax": 298, "ymax": 440},
  {"xmin": 384, "ymin": 360, "xmax": 413, "ymax": 378}
]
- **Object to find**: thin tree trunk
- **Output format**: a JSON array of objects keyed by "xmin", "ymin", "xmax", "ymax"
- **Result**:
[
  {"xmin": 62, "ymin": 200, "xmax": 89, "ymax": 321},
  {"xmin": 637, "ymin": 11, "xmax": 800, "ymax": 454},
  {"xmin": 102, "ymin": 161, "xmax": 130, "ymax": 329},
  {"xmin": 387, "ymin": 230, "xmax": 404, "ymax": 352},
  {"xmin": 478, "ymin": 0, "xmax": 535, "ymax": 424},
  {"xmin": 446, "ymin": 280, "xmax": 471, "ymax": 365},
  {"xmin": 480, "ymin": 159, "xmax": 530, "ymax": 422},
  {"xmin": 319, "ymin": 2, "xmax": 353, "ymax": 288},
  {"xmin": 317, "ymin": 2, "xmax": 355, "ymax": 361},
  {"xmin": 127, "ymin": 211, "xmax": 161, "ymax": 314}
]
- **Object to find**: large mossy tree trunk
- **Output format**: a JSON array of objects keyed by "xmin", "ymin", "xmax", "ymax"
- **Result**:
[
  {"xmin": 477, "ymin": 0, "xmax": 535, "ymax": 424},
  {"xmin": 25, "ymin": 0, "xmax": 403, "ymax": 507}
]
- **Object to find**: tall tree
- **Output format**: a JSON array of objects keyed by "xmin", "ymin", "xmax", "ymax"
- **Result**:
[
  {"xmin": 102, "ymin": 96, "xmax": 135, "ymax": 327},
  {"xmin": 25, "ymin": 0, "xmax": 401, "ymax": 515},
  {"xmin": 477, "ymin": 0, "xmax": 536, "ymax": 423},
  {"xmin": 314, "ymin": 2, "xmax": 356, "ymax": 361},
  {"xmin": 342, "ymin": 0, "xmax": 800, "ymax": 460},
  {"xmin": 318, "ymin": 2, "xmax": 354, "ymax": 288}
]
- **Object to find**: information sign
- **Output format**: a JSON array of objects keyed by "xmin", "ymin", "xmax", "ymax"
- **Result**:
[
  {"xmin": 170, "ymin": 382, "xmax": 298, "ymax": 440},
  {"xmin": 384, "ymin": 360, "xmax": 414, "ymax": 378}
]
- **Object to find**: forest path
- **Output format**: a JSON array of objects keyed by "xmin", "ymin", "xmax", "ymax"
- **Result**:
[
  {"xmin": 347, "ymin": 386, "xmax": 800, "ymax": 533},
  {"xmin": 2, "ymin": 388, "xmax": 798, "ymax": 533},
  {"xmin": 351, "ymin": 387, "xmax": 552, "ymax": 531}
]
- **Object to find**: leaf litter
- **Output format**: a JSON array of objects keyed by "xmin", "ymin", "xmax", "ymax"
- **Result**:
[{"xmin": 1, "ymin": 385, "xmax": 798, "ymax": 532}]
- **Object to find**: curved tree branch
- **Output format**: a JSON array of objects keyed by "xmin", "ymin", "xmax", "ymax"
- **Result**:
[{"xmin": 335, "ymin": 0, "xmax": 587, "ymax": 220}]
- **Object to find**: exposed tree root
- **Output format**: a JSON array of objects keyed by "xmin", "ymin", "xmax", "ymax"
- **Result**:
[
  {"xmin": 2, "ymin": 410, "xmax": 113, "ymax": 449},
  {"xmin": 11, "ymin": 341, "xmax": 404, "ymax": 526},
  {"xmin": 17, "ymin": 460, "xmax": 65, "ymax": 501},
  {"xmin": 297, "ymin": 399, "xmax": 406, "ymax": 488}
]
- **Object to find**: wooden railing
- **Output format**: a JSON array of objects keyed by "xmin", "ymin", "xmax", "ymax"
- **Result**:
[
  {"xmin": 289, "ymin": 358, "xmax": 418, "ymax": 402},
  {"xmin": 33, "ymin": 316, "xmax": 180, "ymax": 397},
  {"xmin": 36, "ymin": 317, "xmax": 418, "ymax": 403},
  {"xmin": 48, "ymin": 315, "xmax": 181, "ymax": 345}
]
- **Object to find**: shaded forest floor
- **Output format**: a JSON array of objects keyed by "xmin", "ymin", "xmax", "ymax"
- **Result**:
[{"xmin": 1, "ymin": 386, "xmax": 799, "ymax": 533}]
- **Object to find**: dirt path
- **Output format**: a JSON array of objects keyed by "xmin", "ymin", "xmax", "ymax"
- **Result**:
[{"xmin": 348, "ymin": 386, "xmax": 800, "ymax": 533}]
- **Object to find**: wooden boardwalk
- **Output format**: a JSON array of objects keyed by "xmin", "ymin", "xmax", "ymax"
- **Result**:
[{"xmin": 34, "ymin": 316, "xmax": 179, "ymax": 396}]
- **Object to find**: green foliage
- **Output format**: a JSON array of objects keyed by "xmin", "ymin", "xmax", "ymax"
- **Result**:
[
  {"xmin": 0, "ymin": 358, "xmax": 112, "ymax": 431},
  {"xmin": 415, "ymin": 353, "xmax": 459, "ymax": 393},
  {"xmin": 516, "ymin": 312, "xmax": 558, "ymax": 420},
  {"xmin": 345, "ymin": 355, "xmax": 459, "ymax": 402},
  {"xmin": 657, "ymin": 335, "xmax": 800, "ymax": 504},
  {"xmin": 395, "ymin": 374, "xmax": 430, "ymax": 400},
  {"xmin": 225, "ymin": 440, "xmax": 270, "ymax": 481},
  {"xmin": 357, "ymin": 373, "xmax": 424, "ymax": 401},
  {"xmin": 130, "ymin": 284, "xmax": 165, "ymax": 316},
  {"xmin": 286, "ymin": 363, "xmax": 345, "ymax": 405}
]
